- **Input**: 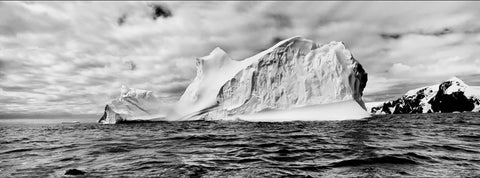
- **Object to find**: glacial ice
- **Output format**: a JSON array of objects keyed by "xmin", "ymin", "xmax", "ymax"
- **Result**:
[
  {"xmin": 100, "ymin": 36, "xmax": 371, "ymax": 123},
  {"xmin": 98, "ymin": 85, "xmax": 166, "ymax": 124},
  {"xmin": 169, "ymin": 36, "xmax": 369, "ymax": 121}
]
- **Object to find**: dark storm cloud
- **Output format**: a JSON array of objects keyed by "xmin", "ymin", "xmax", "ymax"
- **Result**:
[
  {"xmin": 117, "ymin": 14, "xmax": 127, "ymax": 26},
  {"xmin": 150, "ymin": 4, "xmax": 172, "ymax": 20},
  {"xmin": 380, "ymin": 33, "xmax": 402, "ymax": 40}
]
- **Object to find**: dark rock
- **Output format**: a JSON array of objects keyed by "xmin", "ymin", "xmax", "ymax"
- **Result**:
[
  {"xmin": 371, "ymin": 78, "xmax": 479, "ymax": 114},
  {"xmin": 429, "ymin": 81, "xmax": 475, "ymax": 112}
]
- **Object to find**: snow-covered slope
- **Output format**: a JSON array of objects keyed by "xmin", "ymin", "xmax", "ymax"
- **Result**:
[
  {"xmin": 370, "ymin": 77, "xmax": 480, "ymax": 114},
  {"xmin": 98, "ymin": 86, "xmax": 165, "ymax": 124},
  {"xmin": 170, "ymin": 36, "xmax": 369, "ymax": 120},
  {"xmin": 170, "ymin": 37, "xmax": 303, "ymax": 120}
]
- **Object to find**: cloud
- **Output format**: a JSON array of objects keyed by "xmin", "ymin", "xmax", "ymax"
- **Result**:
[
  {"xmin": 380, "ymin": 33, "xmax": 402, "ymax": 40},
  {"xmin": 117, "ymin": 14, "xmax": 127, "ymax": 26},
  {"xmin": 388, "ymin": 63, "xmax": 412, "ymax": 75},
  {"xmin": 122, "ymin": 60, "xmax": 136, "ymax": 71},
  {"xmin": 1, "ymin": 1, "xmax": 480, "ymax": 117},
  {"xmin": 149, "ymin": 3, "xmax": 173, "ymax": 20},
  {"xmin": 0, "ymin": 2, "xmax": 68, "ymax": 36}
]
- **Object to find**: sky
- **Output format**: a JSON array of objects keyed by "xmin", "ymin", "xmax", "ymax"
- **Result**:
[{"xmin": 1, "ymin": 1, "xmax": 480, "ymax": 118}]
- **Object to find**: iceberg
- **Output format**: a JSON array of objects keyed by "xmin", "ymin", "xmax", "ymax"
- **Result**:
[
  {"xmin": 370, "ymin": 77, "xmax": 480, "ymax": 114},
  {"xmin": 169, "ymin": 36, "xmax": 369, "ymax": 121},
  {"xmin": 98, "ymin": 85, "xmax": 166, "ymax": 124},
  {"xmin": 100, "ymin": 36, "xmax": 371, "ymax": 123}
]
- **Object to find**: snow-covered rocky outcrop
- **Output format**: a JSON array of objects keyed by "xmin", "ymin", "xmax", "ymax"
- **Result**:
[
  {"xmin": 169, "ymin": 36, "xmax": 369, "ymax": 121},
  {"xmin": 370, "ymin": 77, "xmax": 480, "ymax": 114},
  {"xmin": 98, "ymin": 86, "xmax": 165, "ymax": 124}
]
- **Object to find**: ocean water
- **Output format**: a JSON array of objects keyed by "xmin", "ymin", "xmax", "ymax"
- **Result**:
[{"xmin": 1, "ymin": 113, "xmax": 479, "ymax": 177}]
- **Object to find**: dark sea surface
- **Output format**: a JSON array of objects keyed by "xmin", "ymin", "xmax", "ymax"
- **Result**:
[{"xmin": 1, "ymin": 113, "xmax": 479, "ymax": 177}]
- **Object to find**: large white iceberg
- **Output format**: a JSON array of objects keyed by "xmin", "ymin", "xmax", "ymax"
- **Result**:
[
  {"xmin": 100, "ymin": 36, "xmax": 371, "ymax": 123},
  {"xmin": 169, "ymin": 36, "xmax": 370, "ymax": 121}
]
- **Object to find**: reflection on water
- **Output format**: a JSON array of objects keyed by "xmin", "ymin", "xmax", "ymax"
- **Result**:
[{"xmin": 0, "ymin": 112, "xmax": 479, "ymax": 177}]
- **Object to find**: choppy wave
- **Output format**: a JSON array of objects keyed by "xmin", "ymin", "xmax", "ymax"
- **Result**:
[{"xmin": 1, "ymin": 112, "xmax": 480, "ymax": 177}]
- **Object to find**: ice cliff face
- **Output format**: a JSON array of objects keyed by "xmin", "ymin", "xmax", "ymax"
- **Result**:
[
  {"xmin": 371, "ymin": 77, "xmax": 480, "ymax": 114},
  {"xmin": 98, "ymin": 86, "xmax": 165, "ymax": 124},
  {"xmin": 171, "ymin": 36, "xmax": 368, "ymax": 120}
]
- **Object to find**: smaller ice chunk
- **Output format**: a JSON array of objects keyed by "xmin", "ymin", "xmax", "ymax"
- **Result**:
[{"xmin": 98, "ymin": 85, "xmax": 167, "ymax": 124}]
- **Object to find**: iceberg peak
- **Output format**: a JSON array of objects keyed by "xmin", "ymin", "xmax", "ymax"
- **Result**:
[
  {"xmin": 199, "ymin": 47, "xmax": 229, "ymax": 61},
  {"xmin": 119, "ymin": 85, "xmax": 154, "ymax": 100},
  {"xmin": 446, "ymin": 76, "xmax": 467, "ymax": 86}
]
